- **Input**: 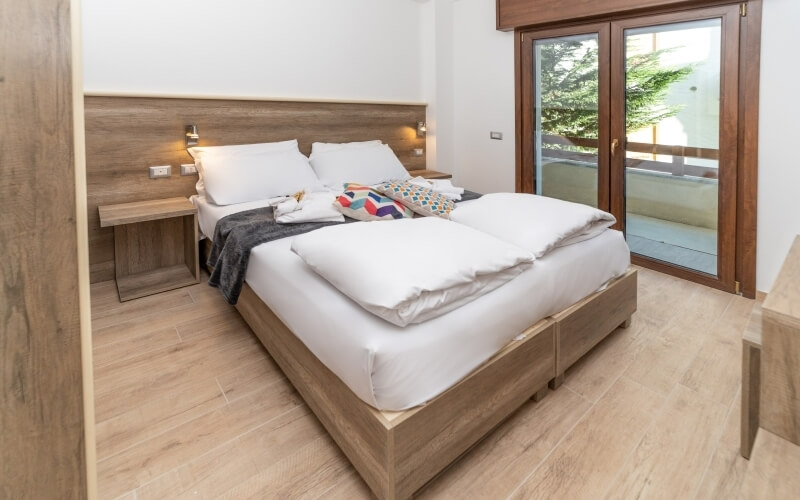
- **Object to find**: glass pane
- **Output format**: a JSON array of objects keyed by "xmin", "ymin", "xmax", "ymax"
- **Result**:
[
  {"xmin": 534, "ymin": 34, "xmax": 599, "ymax": 208},
  {"xmin": 623, "ymin": 19, "xmax": 721, "ymax": 275}
]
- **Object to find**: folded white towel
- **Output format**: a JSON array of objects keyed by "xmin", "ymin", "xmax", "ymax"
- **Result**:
[
  {"xmin": 274, "ymin": 197, "xmax": 299, "ymax": 218},
  {"xmin": 275, "ymin": 191, "xmax": 345, "ymax": 224},
  {"xmin": 408, "ymin": 176, "xmax": 464, "ymax": 200},
  {"xmin": 430, "ymin": 179, "xmax": 464, "ymax": 198}
]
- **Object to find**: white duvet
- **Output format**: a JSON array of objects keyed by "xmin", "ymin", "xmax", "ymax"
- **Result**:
[
  {"xmin": 450, "ymin": 193, "xmax": 616, "ymax": 258},
  {"xmin": 290, "ymin": 217, "xmax": 534, "ymax": 327}
]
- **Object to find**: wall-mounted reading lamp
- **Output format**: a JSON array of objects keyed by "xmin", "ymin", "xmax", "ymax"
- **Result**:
[
  {"xmin": 185, "ymin": 125, "xmax": 199, "ymax": 147},
  {"xmin": 416, "ymin": 121, "xmax": 427, "ymax": 138}
]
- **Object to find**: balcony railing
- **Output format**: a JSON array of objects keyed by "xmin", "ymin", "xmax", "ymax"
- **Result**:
[{"xmin": 540, "ymin": 134, "xmax": 719, "ymax": 180}]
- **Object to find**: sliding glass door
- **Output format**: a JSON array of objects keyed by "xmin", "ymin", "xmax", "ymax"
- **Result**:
[{"xmin": 520, "ymin": 5, "xmax": 740, "ymax": 291}]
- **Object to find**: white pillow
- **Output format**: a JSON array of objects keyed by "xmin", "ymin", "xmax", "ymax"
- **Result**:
[
  {"xmin": 309, "ymin": 144, "xmax": 411, "ymax": 190},
  {"xmin": 310, "ymin": 140, "xmax": 382, "ymax": 155},
  {"xmin": 187, "ymin": 139, "xmax": 299, "ymax": 160},
  {"xmin": 199, "ymin": 149, "xmax": 322, "ymax": 206},
  {"xmin": 188, "ymin": 140, "xmax": 300, "ymax": 196}
]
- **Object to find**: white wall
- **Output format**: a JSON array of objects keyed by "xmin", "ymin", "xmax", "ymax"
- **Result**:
[
  {"xmin": 82, "ymin": 0, "xmax": 425, "ymax": 102},
  {"xmin": 756, "ymin": 0, "xmax": 800, "ymax": 291},
  {"xmin": 449, "ymin": 0, "xmax": 516, "ymax": 193},
  {"xmin": 424, "ymin": 0, "xmax": 456, "ymax": 174},
  {"xmin": 424, "ymin": 0, "xmax": 516, "ymax": 191}
]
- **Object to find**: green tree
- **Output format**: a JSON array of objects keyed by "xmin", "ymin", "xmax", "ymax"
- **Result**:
[{"xmin": 538, "ymin": 40, "xmax": 693, "ymax": 144}]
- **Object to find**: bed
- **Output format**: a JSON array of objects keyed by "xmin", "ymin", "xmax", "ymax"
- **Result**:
[{"xmin": 194, "ymin": 193, "xmax": 636, "ymax": 499}]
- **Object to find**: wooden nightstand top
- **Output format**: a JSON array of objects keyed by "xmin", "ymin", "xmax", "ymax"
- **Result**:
[
  {"xmin": 743, "ymin": 302, "xmax": 762, "ymax": 347},
  {"xmin": 99, "ymin": 197, "xmax": 196, "ymax": 227},
  {"xmin": 762, "ymin": 236, "xmax": 800, "ymax": 325},
  {"xmin": 408, "ymin": 169, "xmax": 453, "ymax": 180}
]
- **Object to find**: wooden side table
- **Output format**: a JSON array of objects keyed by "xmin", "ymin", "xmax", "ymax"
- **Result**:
[
  {"xmin": 408, "ymin": 169, "xmax": 453, "ymax": 180},
  {"xmin": 99, "ymin": 197, "xmax": 200, "ymax": 302}
]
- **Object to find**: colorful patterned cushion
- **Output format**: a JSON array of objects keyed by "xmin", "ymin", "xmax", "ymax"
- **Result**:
[
  {"xmin": 377, "ymin": 181, "xmax": 456, "ymax": 219},
  {"xmin": 334, "ymin": 183, "xmax": 414, "ymax": 221}
]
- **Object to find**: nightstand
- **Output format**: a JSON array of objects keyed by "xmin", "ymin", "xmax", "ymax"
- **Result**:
[
  {"xmin": 99, "ymin": 197, "xmax": 200, "ymax": 302},
  {"xmin": 408, "ymin": 169, "xmax": 453, "ymax": 180}
]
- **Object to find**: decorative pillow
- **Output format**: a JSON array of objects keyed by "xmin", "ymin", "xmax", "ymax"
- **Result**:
[
  {"xmin": 309, "ymin": 144, "xmax": 411, "ymax": 189},
  {"xmin": 334, "ymin": 183, "xmax": 414, "ymax": 221},
  {"xmin": 377, "ymin": 181, "xmax": 456, "ymax": 219}
]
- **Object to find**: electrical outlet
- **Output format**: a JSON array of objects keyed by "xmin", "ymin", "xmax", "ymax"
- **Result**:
[
  {"xmin": 490, "ymin": 131, "xmax": 503, "ymax": 140},
  {"xmin": 149, "ymin": 165, "xmax": 171, "ymax": 179},
  {"xmin": 180, "ymin": 164, "xmax": 198, "ymax": 176},
  {"xmin": 413, "ymin": 148, "xmax": 424, "ymax": 157}
]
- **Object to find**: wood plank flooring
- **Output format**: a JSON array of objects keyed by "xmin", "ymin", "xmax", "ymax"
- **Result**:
[{"xmin": 92, "ymin": 267, "xmax": 800, "ymax": 499}]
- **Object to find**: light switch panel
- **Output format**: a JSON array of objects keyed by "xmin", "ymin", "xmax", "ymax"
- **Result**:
[
  {"xmin": 180, "ymin": 164, "xmax": 198, "ymax": 176},
  {"xmin": 490, "ymin": 131, "xmax": 503, "ymax": 140},
  {"xmin": 148, "ymin": 165, "xmax": 171, "ymax": 179}
]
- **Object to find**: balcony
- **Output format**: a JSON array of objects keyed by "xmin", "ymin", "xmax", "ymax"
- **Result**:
[{"xmin": 540, "ymin": 135, "xmax": 718, "ymax": 275}]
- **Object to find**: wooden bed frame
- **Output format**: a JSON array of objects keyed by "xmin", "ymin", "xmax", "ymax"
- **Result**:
[
  {"xmin": 92, "ymin": 93, "xmax": 638, "ymax": 497},
  {"xmin": 229, "ymin": 255, "xmax": 637, "ymax": 499}
]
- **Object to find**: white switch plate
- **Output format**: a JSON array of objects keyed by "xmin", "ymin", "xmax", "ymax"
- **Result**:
[
  {"xmin": 490, "ymin": 131, "xmax": 503, "ymax": 140},
  {"xmin": 413, "ymin": 148, "xmax": 424, "ymax": 157},
  {"xmin": 180, "ymin": 164, "xmax": 198, "ymax": 176},
  {"xmin": 149, "ymin": 165, "xmax": 171, "ymax": 179}
]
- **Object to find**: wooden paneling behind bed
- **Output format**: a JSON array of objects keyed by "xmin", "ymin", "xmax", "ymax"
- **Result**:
[{"xmin": 84, "ymin": 95, "xmax": 427, "ymax": 283}]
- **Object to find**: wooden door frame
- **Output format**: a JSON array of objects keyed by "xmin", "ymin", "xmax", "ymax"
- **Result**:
[
  {"xmin": 514, "ymin": 1, "xmax": 761, "ymax": 298},
  {"xmin": 736, "ymin": 0, "xmax": 761, "ymax": 299}
]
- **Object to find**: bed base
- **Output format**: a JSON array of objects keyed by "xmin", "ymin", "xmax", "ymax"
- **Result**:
[
  {"xmin": 233, "ymin": 267, "xmax": 637, "ymax": 499},
  {"xmin": 551, "ymin": 268, "xmax": 638, "ymax": 388}
]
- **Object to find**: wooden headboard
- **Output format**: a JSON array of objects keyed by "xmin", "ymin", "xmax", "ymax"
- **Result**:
[{"xmin": 85, "ymin": 95, "xmax": 427, "ymax": 283}]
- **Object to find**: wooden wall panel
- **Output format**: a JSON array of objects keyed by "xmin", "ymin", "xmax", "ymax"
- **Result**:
[
  {"xmin": 0, "ymin": 0, "xmax": 88, "ymax": 498},
  {"xmin": 84, "ymin": 96, "xmax": 427, "ymax": 283},
  {"xmin": 497, "ymin": 0, "xmax": 734, "ymax": 30}
]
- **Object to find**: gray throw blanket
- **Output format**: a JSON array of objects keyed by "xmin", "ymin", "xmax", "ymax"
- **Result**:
[{"xmin": 208, "ymin": 190, "xmax": 482, "ymax": 304}]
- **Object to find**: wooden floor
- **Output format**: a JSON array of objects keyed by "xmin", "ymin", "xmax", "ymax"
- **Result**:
[{"xmin": 91, "ymin": 267, "xmax": 800, "ymax": 499}]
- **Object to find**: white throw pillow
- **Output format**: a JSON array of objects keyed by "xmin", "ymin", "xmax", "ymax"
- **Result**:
[
  {"xmin": 309, "ymin": 144, "xmax": 411, "ymax": 190},
  {"xmin": 188, "ymin": 140, "xmax": 300, "ymax": 196},
  {"xmin": 199, "ymin": 149, "xmax": 322, "ymax": 206},
  {"xmin": 310, "ymin": 140, "xmax": 382, "ymax": 155}
]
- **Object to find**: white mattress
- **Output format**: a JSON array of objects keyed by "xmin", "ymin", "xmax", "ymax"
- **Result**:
[{"xmin": 192, "ymin": 195, "xmax": 631, "ymax": 411}]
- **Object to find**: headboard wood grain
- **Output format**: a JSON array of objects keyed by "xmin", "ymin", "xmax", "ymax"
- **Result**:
[{"xmin": 85, "ymin": 95, "xmax": 427, "ymax": 283}]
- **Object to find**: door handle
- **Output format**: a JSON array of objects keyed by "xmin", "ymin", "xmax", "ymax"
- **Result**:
[{"xmin": 611, "ymin": 138, "xmax": 619, "ymax": 156}]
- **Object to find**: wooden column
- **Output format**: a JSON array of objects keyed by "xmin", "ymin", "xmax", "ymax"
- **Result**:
[{"xmin": 0, "ymin": 0, "xmax": 90, "ymax": 498}]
